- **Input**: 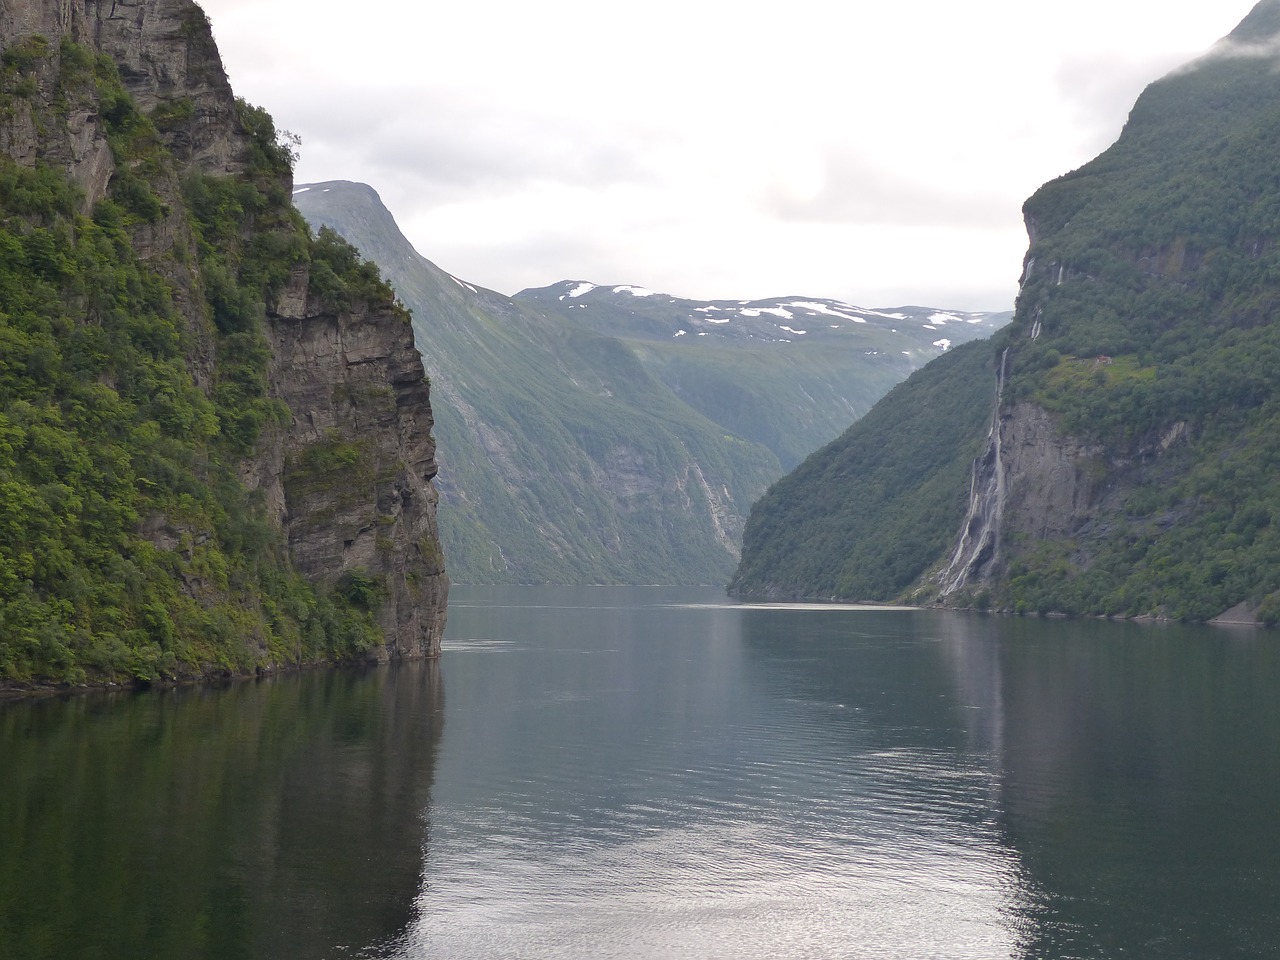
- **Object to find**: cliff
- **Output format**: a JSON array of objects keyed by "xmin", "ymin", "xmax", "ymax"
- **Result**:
[
  {"xmin": 0, "ymin": 0, "xmax": 446, "ymax": 685},
  {"xmin": 294, "ymin": 180, "xmax": 1008, "ymax": 584},
  {"xmin": 733, "ymin": 0, "xmax": 1280, "ymax": 623},
  {"xmin": 265, "ymin": 255, "xmax": 447, "ymax": 658},
  {"xmin": 933, "ymin": 0, "xmax": 1280, "ymax": 621},
  {"xmin": 294, "ymin": 182, "xmax": 781, "ymax": 585}
]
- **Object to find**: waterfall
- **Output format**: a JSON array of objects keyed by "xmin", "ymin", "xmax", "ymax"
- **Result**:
[{"xmin": 938, "ymin": 347, "xmax": 1008, "ymax": 597}]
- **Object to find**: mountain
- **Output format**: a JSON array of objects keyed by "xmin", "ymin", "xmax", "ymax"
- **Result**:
[
  {"xmin": 517, "ymin": 281, "xmax": 1007, "ymax": 469},
  {"xmin": 0, "ymin": 0, "xmax": 446, "ymax": 687},
  {"xmin": 729, "ymin": 339, "xmax": 1000, "ymax": 601},
  {"xmin": 294, "ymin": 181, "xmax": 1009, "ymax": 583},
  {"xmin": 731, "ymin": 0, "xmax": 1280, "ymax": 624},
  {"xmin": 295, "ymin": 182, "xmax": 777, "ymax": 584}
]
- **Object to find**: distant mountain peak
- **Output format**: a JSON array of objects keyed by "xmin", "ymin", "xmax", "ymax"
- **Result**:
[{"xmin": 517, "ymin": 281, "xmax": 1008, "ymax": 351}]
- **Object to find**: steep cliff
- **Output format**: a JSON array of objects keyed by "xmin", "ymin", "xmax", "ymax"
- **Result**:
[
  {"xmin": 933, "ymin": 0, "xmax": 1280, "ymax": 621},
  {"xmin": 0, "ymin": 0, "xmax": 446, "ymax": 685},
  {"xmin": 734, "ymin": 0, "xmax": 1280, "ymax": 622},
  {"xmin": 264, "ymin": 248, "xmax": 446, "ymax": 659},
  {"xmin": 294, "ymin": 182, "xmax": 780, "ymax": 585},
  {"xmin": 294, "ymin": 180, "xmax": 1008, "ymax": 584}
]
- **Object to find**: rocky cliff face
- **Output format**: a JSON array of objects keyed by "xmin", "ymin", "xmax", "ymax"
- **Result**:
[
  {"xmin": 0, "ymin": 0, "xmax": 447, "ymax": 672},
  {"xmin": 938, "ymin": 360, "xmax": 1105, "ymax": 599},
  {"xmin": 264, "ymin": 272, "xmax": 447, "ymax": 659},
  {"xmin": 1, "ymin": 0, "xmax": 242, "ymax": 199}
]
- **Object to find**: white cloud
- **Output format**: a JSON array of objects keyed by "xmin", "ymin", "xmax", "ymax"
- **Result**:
[{"xmin": 200, "ymin": 0, "xmax": 1257, "ymax": 311}]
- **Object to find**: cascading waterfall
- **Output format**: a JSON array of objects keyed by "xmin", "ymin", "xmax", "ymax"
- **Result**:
[{"xmin": 937, "ymin": 347, "xmax": 1009, "ymax": 597}]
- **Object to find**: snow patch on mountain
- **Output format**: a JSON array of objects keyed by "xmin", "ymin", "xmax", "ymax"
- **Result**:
[{"xmin": 784, "ymin": 300, "xmax": 869, "ymax": 323}]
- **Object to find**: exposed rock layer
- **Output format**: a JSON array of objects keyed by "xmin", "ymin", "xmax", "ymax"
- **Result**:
[
  {"xmin": 266, "ymin": 273, "xmax": 447, "ymax": 659},
  {"xmin": 0, "ymin": 0, "xmax": 447, "ymax": 662}
]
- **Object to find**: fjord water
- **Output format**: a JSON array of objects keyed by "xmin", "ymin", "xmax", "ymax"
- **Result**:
[{"xmin": 3, "ymin": 588, "xmax": 1278, "ymax": 959}]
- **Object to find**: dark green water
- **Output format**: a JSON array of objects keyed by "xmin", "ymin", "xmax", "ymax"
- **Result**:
[{"xmin": 2, "ymin": 586, "xmax": 1278, "ymax": 958}]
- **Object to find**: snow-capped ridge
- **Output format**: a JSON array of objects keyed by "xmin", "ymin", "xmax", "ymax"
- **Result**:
[{"xmin": 515, "ymin": 281, "xmax": 1011, "ymax": 354}]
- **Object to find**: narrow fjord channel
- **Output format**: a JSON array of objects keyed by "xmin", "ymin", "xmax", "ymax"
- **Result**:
[{"xmin": 3, "ymin": 587, "xmax": 1278, "ymax": 959}]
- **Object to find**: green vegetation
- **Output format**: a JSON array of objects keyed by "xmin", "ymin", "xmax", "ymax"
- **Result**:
[
  {"xmin": 729, "ymin": 340, "xmax": 997, "ymax": 599},
  {"xmin": 295, "ymin": 184, "xmax": 782, "ymax": 584},
  {"xmin": 0, "ymin": 40, "xmax": 410, "ymax": 685},
  {"xmin": 295, "ymin": 182, "xmax": 1005, "ymax": 584},
  {"xmin": 731, "ymin": 8, "xmax": 1280, "ymax": 621},
  {"xmin": 988, "ymin": 33, "xmax": 1280, "ymax": 620}
]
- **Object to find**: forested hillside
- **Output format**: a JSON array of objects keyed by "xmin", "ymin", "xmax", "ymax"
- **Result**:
[
  {"xmin": 732, "ymin": 0, "xmax": 1280, "ymax": 623},
  {"xmin": 0, "ymin": 2, "xmax": 446, "ymax": 686},
  {"xmin": 296, "ymin": 181, "xmax": 1008, "ymax": 583},
  {"xmin": 728, "ymin": 340, "xmax": 997, "ymax": 600}
]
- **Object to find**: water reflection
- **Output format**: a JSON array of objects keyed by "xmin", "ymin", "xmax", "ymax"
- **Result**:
[
  {"xmin": 741, "ymin": 607, "xmax": 1280, "ymax": 957},
  {"xmin": 408, "ymin": 590, "xmax": 1022, "ymax": 958},
  {"xmin": 0, "ymin": 662, "xmax": 443, "ymax": 960},
  {"xmin": 979, "ymin": 617, "xmax": 1280, "ymax": 959},
  {"xmin": 736, "ymin": 607, "xmax": 1030, "ymax": 957},
  {"xmin": 6, "ymin": 591, "xmax": 1280, "ymax": 959}
]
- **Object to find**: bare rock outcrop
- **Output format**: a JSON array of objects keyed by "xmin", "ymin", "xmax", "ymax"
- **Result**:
[{"xmin": 261, "ymin": 270, "xmax": 448, "ymax": 659}]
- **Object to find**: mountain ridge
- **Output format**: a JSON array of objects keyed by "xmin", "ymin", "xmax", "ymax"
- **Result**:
[
  {"xmin": 295, "ymin": 179, "xmax": 1009, "ymax": 582},
  {"xmin": 731, "ymin": 0, "xmax": 1280, "ymax": 623}
]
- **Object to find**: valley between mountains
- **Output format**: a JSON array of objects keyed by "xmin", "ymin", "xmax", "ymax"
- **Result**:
[{"xmin": 294, "ymin": 180, "xmax": 1008, "ymax": 585}]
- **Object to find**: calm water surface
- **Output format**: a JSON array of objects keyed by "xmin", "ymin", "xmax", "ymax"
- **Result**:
[{"xmin": 3, "ymin": 586, "xmax": 1279, "ymax": 959}]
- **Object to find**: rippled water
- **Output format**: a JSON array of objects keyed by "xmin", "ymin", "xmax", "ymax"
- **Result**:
[
  {"xmin": 399, "ymin": 592, "xmax": 1014, "ymax": 958},
  {"xmin": 3, "ymin": 586, "xmax": 1279, "ymax": 959}
]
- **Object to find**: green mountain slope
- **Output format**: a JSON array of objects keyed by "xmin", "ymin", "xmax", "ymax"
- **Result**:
[
  {"xmin": 733, "ymin": 0, "xmax": 1280, "ymax": 622},
  {"xmin": 517, "ymin": 282, "xmax": 1008, "ymax": 470},
  {"xmin": 295, "ymin": 182, "xmax": 1009, "ymax": 583},
  {"xmin": 728, "ymin": 339, "xmax": 998, "ymax": 600},
  {"xmin": 294, "ymin": 183, "xmax": 776, "ymax": 584},
  {"xmin": 0, "ymin": 2, "xmax": 446, "ymax": 687}
]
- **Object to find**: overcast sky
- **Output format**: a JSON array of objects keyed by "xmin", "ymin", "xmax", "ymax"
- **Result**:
[{"xmin": 198, "ymin": 0, "xmax": 1256, "ymax": 311}]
